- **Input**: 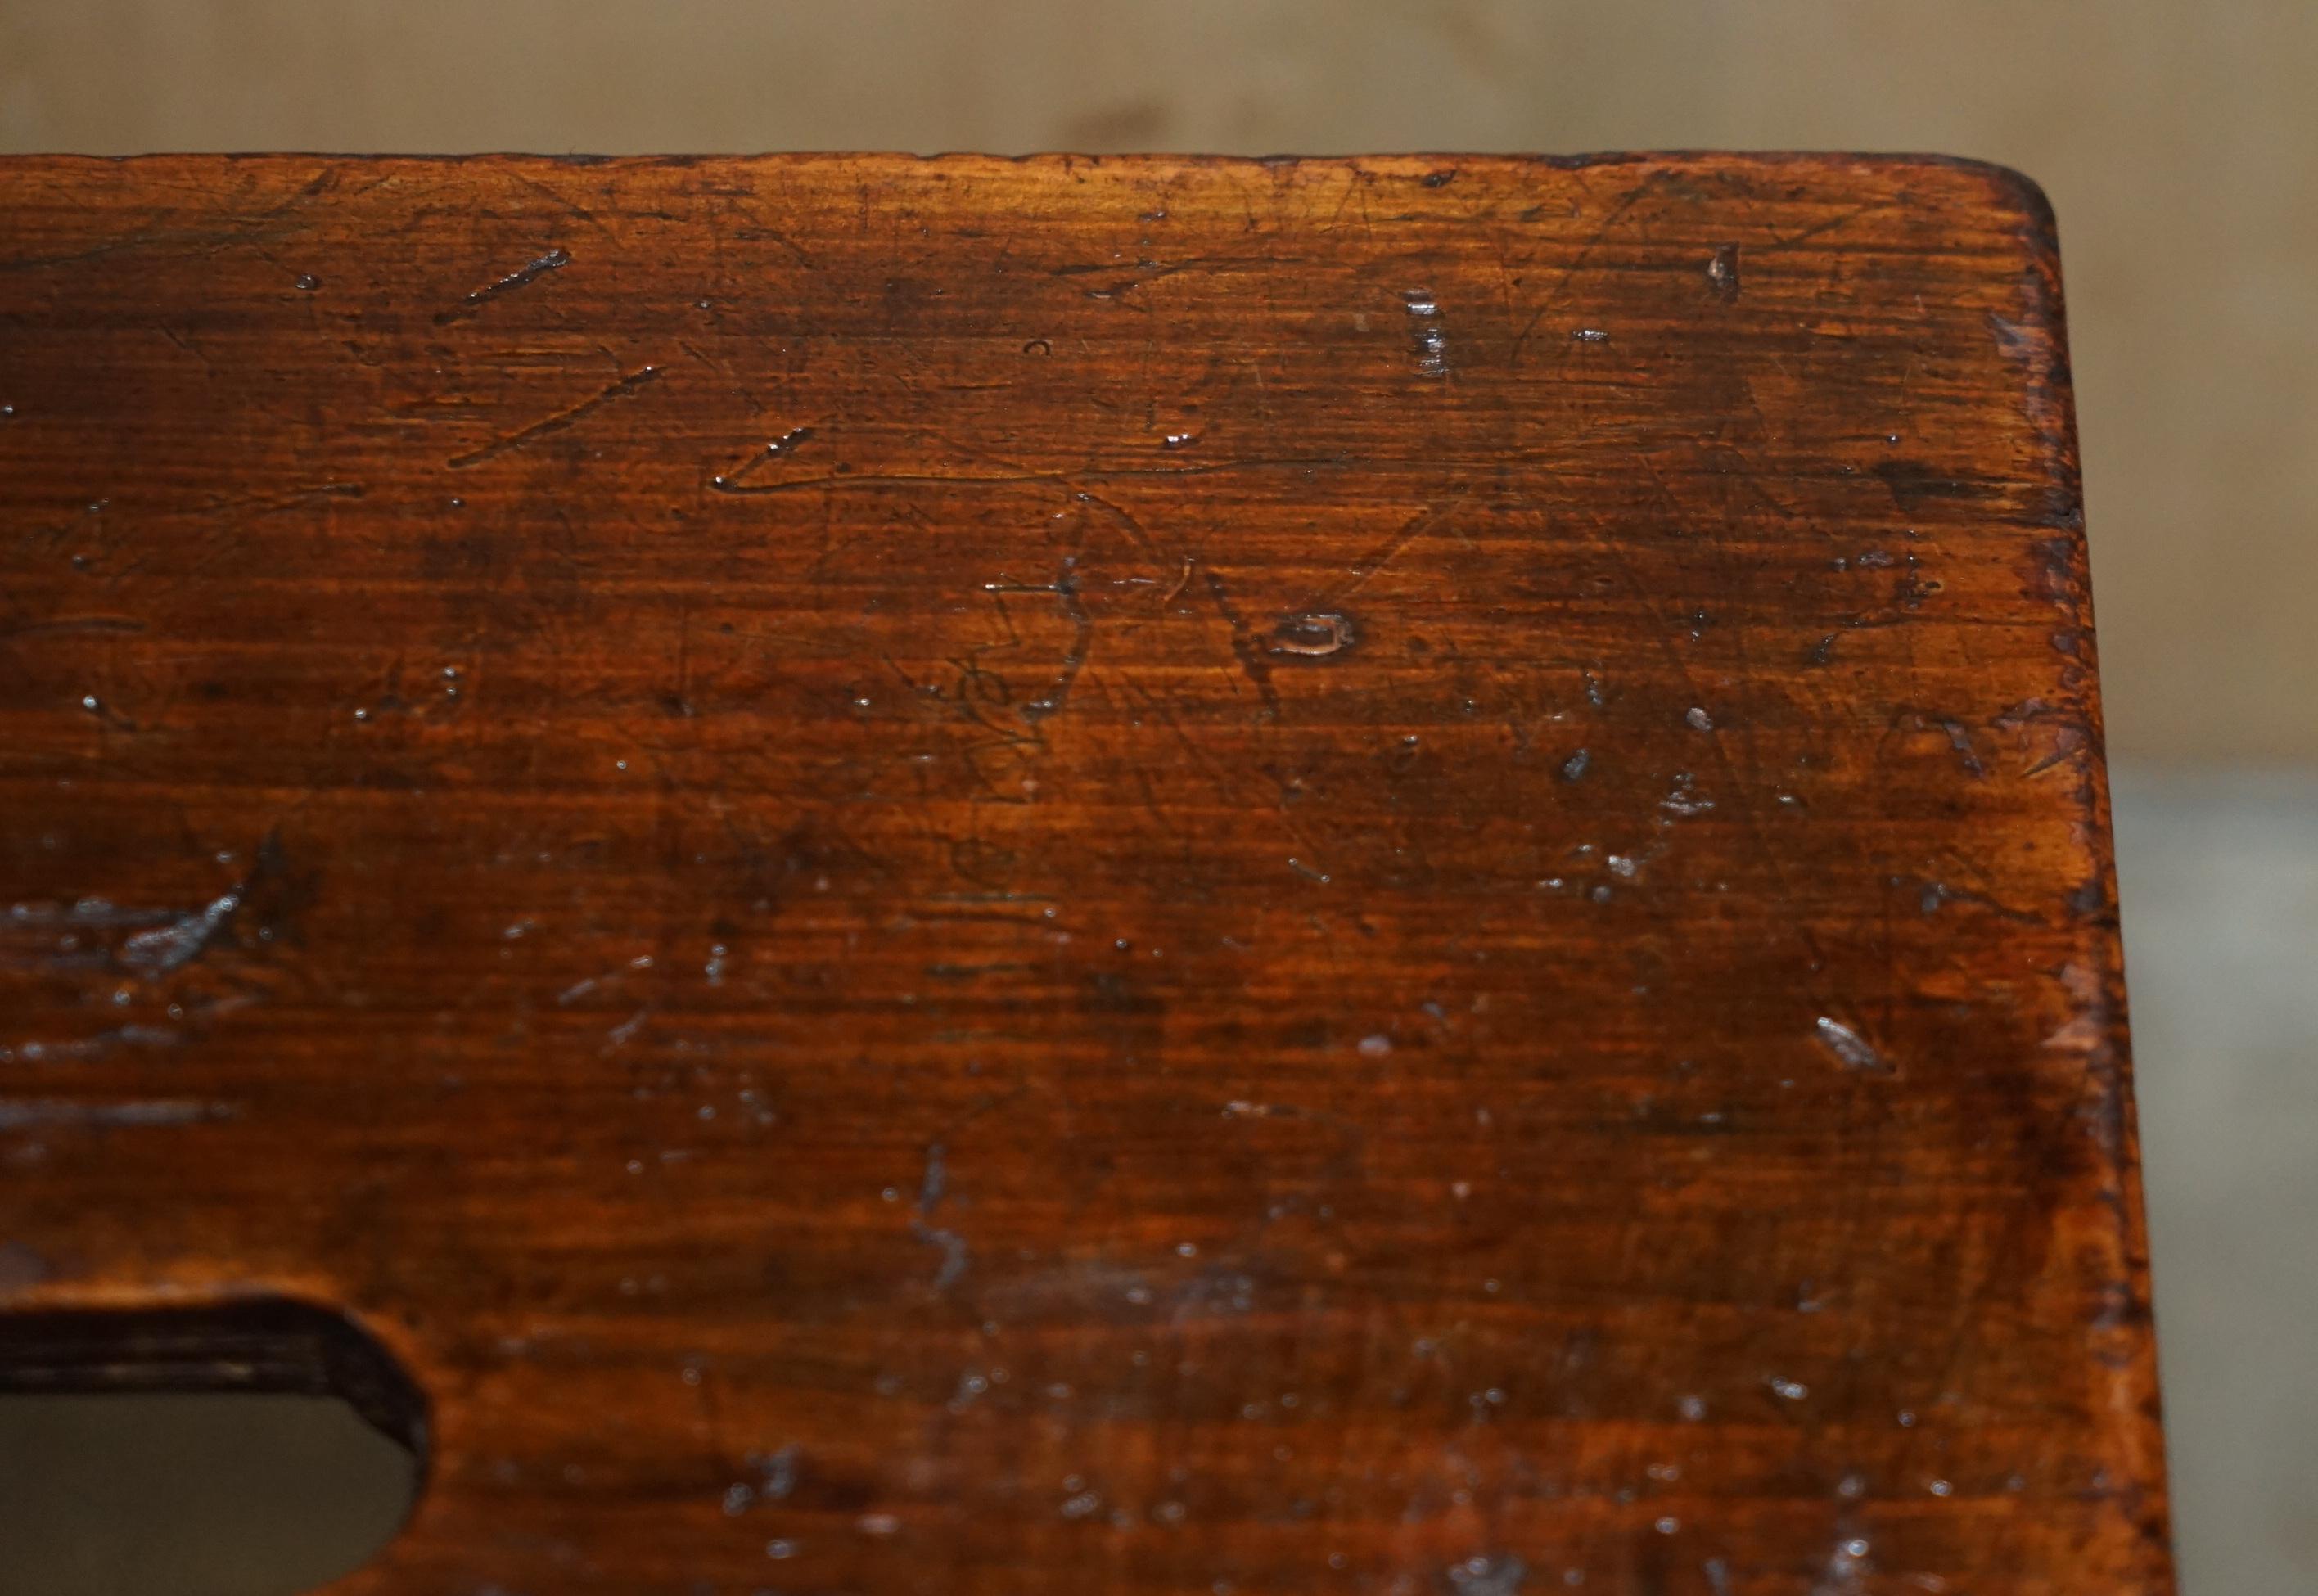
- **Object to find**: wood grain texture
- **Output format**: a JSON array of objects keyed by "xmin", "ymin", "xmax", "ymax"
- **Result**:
[{"xmin": 0, "ymin": 154, "xmax": 2170, "ymax": 1594}]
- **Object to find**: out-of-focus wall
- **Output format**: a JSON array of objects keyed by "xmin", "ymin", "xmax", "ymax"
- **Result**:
[{"xmin": 3, "ymin": 0, "xmax": 2314, "ymax": 766}]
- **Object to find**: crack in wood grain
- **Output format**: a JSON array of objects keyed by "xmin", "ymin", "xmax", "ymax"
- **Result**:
[{"xmin": 702, "ymin": 454, "xmax": 1351, "ymax": 496}]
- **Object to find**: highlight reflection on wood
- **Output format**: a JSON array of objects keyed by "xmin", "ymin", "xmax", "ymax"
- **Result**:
[{"xmin": 0, "ymin": 154, "xmax": 2171, "ymax": 1594}]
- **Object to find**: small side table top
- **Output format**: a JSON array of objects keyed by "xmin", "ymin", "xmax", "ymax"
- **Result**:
[{"xmin": 0, "ymin": 153, "xmax": 2171, "ymax": 1594}]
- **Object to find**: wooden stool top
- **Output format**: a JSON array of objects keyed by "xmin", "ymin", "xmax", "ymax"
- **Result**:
[{"xmin": 0, "ymin": 154, "xmax": 2171, "ymax": 1594}]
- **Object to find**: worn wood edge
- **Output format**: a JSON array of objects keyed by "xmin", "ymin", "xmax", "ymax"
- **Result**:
[
  {"xmin": 1993, "ymin": 178, "xmax": 2177, "ymax": 1589},
  {"xmin": 0, "ymin": 147, "xmax": 2053, "ymax": 188}
]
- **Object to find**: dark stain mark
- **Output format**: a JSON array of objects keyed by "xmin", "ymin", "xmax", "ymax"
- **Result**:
[
  {"xmin": 924, "ymin": 962, "xmax": 1035, "ymax": 981},
  {"xmin": 2068, "ymin": 876, "xmax": 2108, "ymax": 919},
  {"xmin": 449, "ymin": 365, "xmax": 661, "ymax": 469},
  {"xmin": 1269, "ymin": 611, "xmax": 1358, "ymax": 660},
  {"xmin": 0, "ymin": 1242, "xmax": 51, "ymax": 1295},
  {"xmin": 1806, "ymin": 633, "xmax": 1838, "ymax": 665},
  {"xmin": 1084, "ymin": 971, "xmax": 1162, "ymax": 1017},
  {"xmin": 436, "ymin": 246, "xmax": 573, "ymax": 325},
  {"xmin": 2036, "ymin": 487, "xmax": 2085, "ymax": 532},
  {"xmin": 1891, "ymin": 565, "xmax": 1941, "ymax": 612},
  {"xmin": 1874, "ymin": 459, "xmax": 1998, "ymax": 511},
  {"xmin": 1707, "ymin": 242, "xmax": 1741, "ymax": 301},
  {"xmin": 1202, "ymin": 569, "xmax": 1279, "ymax": 718},
  {"xmin": 1021, "ymin": 568, "xmax": 1092, "ymax": 720},
  {"xmin": 1420, "ymin": 169, "xmax": 1458, "ymax": 189},
  {"xmin": 947, "ymin": 837, "xmax": 1017, "ymax": 891}
]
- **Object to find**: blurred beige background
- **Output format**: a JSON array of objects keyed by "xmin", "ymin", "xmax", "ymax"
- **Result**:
[{"xmin": 2, "ymin": 4, "xmax": 2313, "ymax": 1594}]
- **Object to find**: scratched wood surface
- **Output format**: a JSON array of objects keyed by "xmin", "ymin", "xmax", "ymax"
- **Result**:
[{"xmin": 0, "ymin": 155, "xmax": 2170, "ymax": 1594}]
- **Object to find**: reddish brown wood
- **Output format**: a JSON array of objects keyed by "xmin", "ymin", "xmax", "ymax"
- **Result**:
[{"xmin": 0, "ymin": 154, "xmax": 2171, "ymax": 1594}]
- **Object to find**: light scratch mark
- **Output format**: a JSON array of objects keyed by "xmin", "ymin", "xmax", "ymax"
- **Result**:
[
  {"xmin": 1815, "ymin": 1017, "xmax": 1892, "ymax": 1074},
  {"xmin": 602, "ymin": 1008, "xmax": 650, "ymax": 1050},
  {"xmin": 0, "ymin": 1099, "xmax": 232, "ymax": 1129},
  {"xmin": 449, "ymin": 365, "xmax": 661, "ymax": 469},
  {"xmin": 436, "ymin": 246, "xmax": 573, "ymax": 324},
  {"xmin": 708, "ymin": 426, "xmax": 819, "ymax": 493},
  {"xmin": 910, "ymin": 1143, "xmax": 969, "ymax": 1290},
  {"xmin": 1324, "ymin": 503, "xmax": 1456, "ymax": 603},
  {"xmin": 119, "ymin": 892, "xmax": 241, "ymax": 974}
]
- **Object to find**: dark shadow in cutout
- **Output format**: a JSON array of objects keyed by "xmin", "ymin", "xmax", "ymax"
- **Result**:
[{"xmin": 0, "ymin": 1300, "xmax": 425, "ymax": 1596}]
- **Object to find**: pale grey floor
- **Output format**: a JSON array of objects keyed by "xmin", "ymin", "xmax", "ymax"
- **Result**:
[
  {"xmin": 2113, "ymin": 769, "xmax": 2318, "ymax": 1594},
  {"xmin": 0, "ymin": 770, "xmax": 2308, "ymax": 1594}
]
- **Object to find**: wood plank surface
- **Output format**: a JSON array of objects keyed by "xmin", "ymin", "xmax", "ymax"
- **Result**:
[{"xmin": 0, "ymin": 153, "xmax": 2171, "ymax": 1594}]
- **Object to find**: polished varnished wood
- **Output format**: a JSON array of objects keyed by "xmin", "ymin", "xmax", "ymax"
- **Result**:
[{"xmin": 0, "ymin": 155, "xmax": 2170, "ymax": 1594}]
